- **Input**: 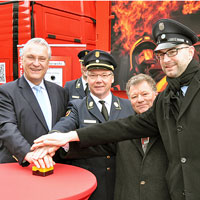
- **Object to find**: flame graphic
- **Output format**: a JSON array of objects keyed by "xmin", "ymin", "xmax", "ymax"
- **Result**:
[{"xmin": 112, "ymin": 1, "xmax": 200, "ymax": 54}]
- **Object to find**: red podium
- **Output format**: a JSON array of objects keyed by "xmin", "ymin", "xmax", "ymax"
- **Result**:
[{"xmin": 0, "ymin": 163, "xmax": 97, "ymax": 200}]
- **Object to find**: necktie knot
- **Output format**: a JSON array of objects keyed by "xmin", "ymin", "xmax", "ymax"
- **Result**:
[
  {"xmin": 99, "ymin": 100, "xmax": 105, "ymax": 104},
  {"xmin": 99, "ymin": 100, "xmax": 109, "ymax": 121},
  {"xmin": 34, "ymin": 85, "xmax": 42, "ymax": 93}
]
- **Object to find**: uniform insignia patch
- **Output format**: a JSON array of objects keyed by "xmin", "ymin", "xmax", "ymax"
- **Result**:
[
  {"xmin": 76, "ymin": 83, "xmax": 80, "ymax": 88},
  {"xmin": 89, "ymin": 101, "xmax": 93, "ymax": 107},
  {"xmin": 65, "ymin": 110, "xmax": 71, "ymax": 117}
]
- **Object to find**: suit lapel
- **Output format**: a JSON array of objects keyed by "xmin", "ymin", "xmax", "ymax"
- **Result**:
[
  {"xmin": 178, "ymin": 71, "xmax": 200, "ymax": 120},
  {"xmin": 87, "ymin": 95, "xmax": 105, "ymax": 122},
  {"xmin": 109, "ymin": 95, "xmax": 121, "ymax": 120},
  {"xmin": 19, "ymin": 76, "xmax": 49, "ymax": 131},
  {"xmin": 76, "ymin": 78, "xmax": 85, "ymax": 98}
]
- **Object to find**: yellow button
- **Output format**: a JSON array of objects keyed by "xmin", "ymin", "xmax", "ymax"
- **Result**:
[
  {"xmin": 140, "ymin": 181, "xmax": 146, "ymax": 185},
  {"xmin": 107, "ymin": 167, "xmax": 110, "ymax": 171}
]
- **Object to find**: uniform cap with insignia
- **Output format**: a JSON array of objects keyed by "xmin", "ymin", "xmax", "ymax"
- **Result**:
[
  {"xmin": 83, "ymin": 49, "xmax": 117, "ymax": 71},
  {"xmin": 78, "ymin": 50, "xmax": 90, "ymax": 62},
  {"xmin": 152, "ymin": 18, "xmax": 198, "ymax": 52}
]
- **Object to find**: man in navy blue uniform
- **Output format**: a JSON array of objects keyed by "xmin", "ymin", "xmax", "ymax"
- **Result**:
[
  {"xmin": 64, "ymin": 50, "xmax": 90, "ymax": 101},
  {"xmin": 33, "ymin": 50, "xmax": 134, "ymax": 200}
]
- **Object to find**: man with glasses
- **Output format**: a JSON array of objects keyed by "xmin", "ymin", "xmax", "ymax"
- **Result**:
[
  {"xmin": 32, "ymin": 19, "xmax": 200, "ymax": 200},
  {"xmin": 36, "ymin": 50, "xmax": 134, "ymax": 200}
]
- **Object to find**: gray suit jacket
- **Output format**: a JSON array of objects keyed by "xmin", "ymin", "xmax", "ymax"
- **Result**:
[{"xmin": 0, "ymin": 75, "xmax": 68, "ymax": 165}]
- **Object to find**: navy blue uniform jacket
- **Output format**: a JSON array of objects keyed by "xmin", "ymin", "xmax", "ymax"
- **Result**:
[{"xmin": 52, "ymin": 94, "xmax": 134, "ymax": 200}]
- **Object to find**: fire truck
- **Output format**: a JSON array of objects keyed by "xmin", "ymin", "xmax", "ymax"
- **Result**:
[{"xmin": 0, "ymin": 1, "xmax": 115, "ymax": 92}]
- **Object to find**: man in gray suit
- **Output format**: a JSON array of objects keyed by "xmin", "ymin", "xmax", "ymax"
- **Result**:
[
  {"xmin": 0, "ymin": 38, "xmax": 68, "ymax": 167},
  {"xmin": 64, "ymin": 50, "xmax": 90, "ymax": 101}
]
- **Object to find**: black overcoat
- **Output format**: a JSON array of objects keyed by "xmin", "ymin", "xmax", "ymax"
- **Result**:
[{"xmin": 77, "ymin": 60, "xmax": 200, "ymax": 200}]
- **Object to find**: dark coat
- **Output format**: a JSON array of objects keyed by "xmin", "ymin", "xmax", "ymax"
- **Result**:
[
  {"xmin": 52, "ymin": 94, "xmax": 134, "ymax": 200},
  {"xmin": 77, "ymin": 60, "xmax": 200, "ymax": 200},
  {"xmin": 115, "ymin": 137, "xmax": 170, "ymax": 200},
  {"xmin": 64, "ymin": 77, "xmax": 86, "ymax": 101},
  {"xmin": 0, "ymin": 76, "xmax": 68, "ymax": 165}
]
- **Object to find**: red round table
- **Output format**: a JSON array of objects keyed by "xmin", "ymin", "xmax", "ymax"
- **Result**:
[{"xmin": 0, "ymin": 163, "xmax": 97, "ymax": 200}]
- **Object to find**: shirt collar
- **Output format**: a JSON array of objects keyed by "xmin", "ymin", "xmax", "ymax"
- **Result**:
[
  {"xmin": 90, "ymin": 92, "xmax": 112, "ymax": 106},
  {"xmin": 81, "ymin": 76, "xmax": 88, "ymax": 90},
  {"xmin": 24, "ymin": 75, "xmax": 45, "ymax": 89}
]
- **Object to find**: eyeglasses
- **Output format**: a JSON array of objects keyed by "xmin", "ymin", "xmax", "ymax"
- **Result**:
[
  {"xmin": 155, "ymin": 47, "xmax": 189, "ymax": 60},
  {"xmin": 87, "ymin": 73, "xmax": 113, "ymax": 80}
]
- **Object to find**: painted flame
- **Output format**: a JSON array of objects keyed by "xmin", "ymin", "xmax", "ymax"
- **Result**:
[{"xmin": 112, "ymin": 1, "xmax": 200, "ymax": 54}]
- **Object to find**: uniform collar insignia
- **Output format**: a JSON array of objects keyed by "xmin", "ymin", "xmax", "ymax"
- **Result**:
[
  {"xmin": 114, "ymin": 99, "xmax": 121, "ymax": 110},
  {"xmin": 87, "ymin": 100, "xmax": 94, "ymax": 109},
  {"xmin": 76, "ymin": 79, "xmax": 81, "ymax": 88}
]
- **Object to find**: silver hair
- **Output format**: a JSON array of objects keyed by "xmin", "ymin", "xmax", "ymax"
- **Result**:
[
  {"xmin": 21, "ymin": 38, "xmax": 51, "ymax": 59},
  {"xmin": 126, "ymin": 73, "xmax": 157, "ymax": 98}
]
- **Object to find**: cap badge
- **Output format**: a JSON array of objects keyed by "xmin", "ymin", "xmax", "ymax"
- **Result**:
[
  {"xmin": 159, "ymin": 22, "xmax": 165, "ymax": 31},
  {"xmin": 85, "ymin": 51, "xmax": 88, "ymax": 56},
  {"xmin": 95, "ymin": 51, "xmax": 100, "ymax": 58},
  {"xmin": 161, "ymin": 34, "xmax": 166, "ymax": 39}
]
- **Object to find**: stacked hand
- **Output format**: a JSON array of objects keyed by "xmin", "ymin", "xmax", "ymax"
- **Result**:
[{"xmin": 29, "ymin": 131, "xmax": 79, "ymax": 168}]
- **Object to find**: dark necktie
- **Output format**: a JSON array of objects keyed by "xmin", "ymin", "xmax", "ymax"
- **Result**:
[
  {"xmin": 99, "ymin": 100, "xmax": 109, "ymax": 121},
  {"xmin": 85, "ymin": 83, "xmax": 89, "ymax": 96}
]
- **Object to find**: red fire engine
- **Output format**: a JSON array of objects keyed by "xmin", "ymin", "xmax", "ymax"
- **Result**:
[{"xmin": 0, "ymin": 1, "xmax": 112, "ymax": 89}]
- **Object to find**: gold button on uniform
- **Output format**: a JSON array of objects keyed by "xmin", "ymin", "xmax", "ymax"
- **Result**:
[
  {"xmin": 140, "ymin": 181, "xmax": 146, "ymax": 185},
  {"xmin": 107, "ymin": 167, "xmax": 110, "ymax": 171},
  {"xmin": 107, "ymin": 155, "xmax": 110, "ymax": 159}
]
